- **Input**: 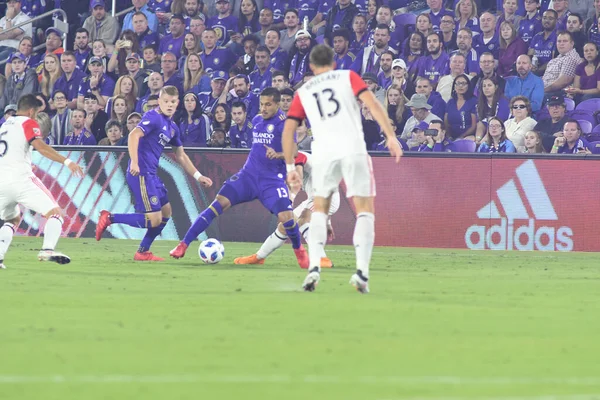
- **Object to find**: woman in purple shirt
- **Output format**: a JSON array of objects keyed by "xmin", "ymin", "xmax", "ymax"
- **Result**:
[
  {"xmin": 454, "ymin": 0, "xmax": 481, "ymax": 36},
  {"xmin": 401, "ymin": 32, "xmax": 426, "ymax": 83},
  {"xmin": 498, "ymin": 21, "xmax": 528, "ymax": 77},
  {"xmin": 565, "ymin": 42, "xmax": 600, "ymax": 104},
  {"xmin": 238, "ymin": 0, "xmax": 261, "ymax": 36},
  {"xmin": 445, "ymin": 74, "xmax": 478, "ymax": 139},
  {"xmin": 475, "ymin": 76, "xmax": 510, "ymax": 139}
]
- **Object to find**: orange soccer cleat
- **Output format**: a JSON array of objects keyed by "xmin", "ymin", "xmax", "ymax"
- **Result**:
[
  {"xmin": 169, "ymin": 241, "xmax": 188, "ymax": 259},
  {"xmin": 134, "ymin": 251, "xmax": 164, "ymax": 261},
  {"xmin": 320, "ymin": 257, "xmax": 334, "ymax": 268},
  {"xmin": 96, "ymin": 210, "xmax": 112, "ymax": 241},
  {"xmin": 294, "ymin": 245, "xmax": 309, "ymax": 269},
  {"xmin": 234, "ymin": 254, "xmax": 265, "ymax": 265}
]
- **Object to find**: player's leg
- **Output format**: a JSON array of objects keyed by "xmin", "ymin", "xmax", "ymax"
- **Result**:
[
  {"xmin": 344, "ymin": 154, "xmax": 377, "ymax": 294},
  {"xmin": 0, "ymin": 206, "xmax": 21, "ymax": 269},
  {"xmin": 297, "ymin": 208, "xmax": 334, "ymax": 268}
]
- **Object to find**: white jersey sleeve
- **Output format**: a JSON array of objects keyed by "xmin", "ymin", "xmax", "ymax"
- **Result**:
[
  {"xmin": 287, "ymin": 70, "xmax": 370, "ymax": 159},
  {"xmin": 0, "ymin": 116, "xmax": 42, "ymax": 179}
]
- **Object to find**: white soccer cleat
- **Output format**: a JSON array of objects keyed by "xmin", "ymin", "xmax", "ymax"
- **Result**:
[
  {"xmin": 350, "ymin": 270, "xmax": 369, "ymax": 294},
  {"xmin": 37, "ymin": 250, "xmax": 71, "ymax": 265},
  {"xmin": 302, "ymin": 268, "xmax": 320, "ymax": 292},
  {"xmin": 0, "ymin": 262, "xmax": 5, "ymax": 269}
]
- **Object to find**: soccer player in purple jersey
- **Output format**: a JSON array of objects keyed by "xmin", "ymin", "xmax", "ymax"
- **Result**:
[
  {"xmin": 169, "ymin": 87, "xmax": 309, "ymax": 269},
  {"xmin": 95, "ymin": 86, "xmax": 213, "ymax": 261}
]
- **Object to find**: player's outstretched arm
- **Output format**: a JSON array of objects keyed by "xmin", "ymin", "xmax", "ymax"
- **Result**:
[
  {"xmin": 282, "ymin": 119, "xmax": 302, "ymax": 192},
  {"xmin": 127, "ymin": 127, "xmax": 144, "ymax": 176},
  {"xmin": 359, "ymin": 90, "xmax": 403, "ymax": 163},
  {"xmin": 173, "ymin": 146, "xmax": 213, "ymax": 187},
  {"xmin": 31, "ymin": 139, "xmax": 84, "ymax": 177}
]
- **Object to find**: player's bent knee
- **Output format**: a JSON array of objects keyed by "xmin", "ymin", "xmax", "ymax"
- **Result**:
[
  {"xmin": 44, "ymin": 208, "xmax": 64, "ymax": 220},
  {"xmin": 7, "ymin": 215, "xmax": 21, "ymax": 226},
  {"xmin": 298, "ymin": 209, "xmax": 312, "ymax": 224},
  {"xmin": 161, "ymin": 203, "xmax": 172, "ymax": 219},
  {"xmin": 147, "ymin": 213, "xmax": 163, "ymax": 228},
  {"xmin": 277, "ymin": 222, "xmax": 286, "ymax": 234},
  {"xmin": 353, "ymin": 196, "xmax": 375, "ymax": 214},
  {"xmin": 277, "ymin": 211, "xmax": 294, "ymax": 223},
  {"xmin": 215, "ymin": 195, "xmax": 231, "ymax": 211}
]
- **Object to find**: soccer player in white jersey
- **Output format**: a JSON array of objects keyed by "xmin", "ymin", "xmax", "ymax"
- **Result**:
[
  {"xmin": 233, "ymin": 151, "xmax": 341, "ymax": 268},
  {"xmin": 0, "ymin": 94, "xmax": 84, "ymax": 269},
  {"xmin": 282, "ymin": 44, "xmax": 402, "ymax": 293}
]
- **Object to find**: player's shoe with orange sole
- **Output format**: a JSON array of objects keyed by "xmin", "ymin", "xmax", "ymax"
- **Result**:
[
  {"xmin": 96, "ymin": 210, "xmax": 112, "ymax": 241},
  {"xmin": 134, "ymin": 251, "xmax": 164, "ymax": 261},
  {"xmin": 234, "ymin": 254, "xmax": 265, "ymax": 265},
  {"xmin": 320, "ymin": 257, "xmax": 333, "ymax": 268},
  {"xmin": 169, "ymin": 242, "xmax": 188, "ymax": 259},
  {"xmin": 294, "ymin": 245, "xmax": 309, "ymax": 269}
]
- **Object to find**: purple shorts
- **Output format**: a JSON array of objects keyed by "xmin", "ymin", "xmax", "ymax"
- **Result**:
[{"xmin": 127, "ymin": 173, "xmax": 169, "ymax": 213}]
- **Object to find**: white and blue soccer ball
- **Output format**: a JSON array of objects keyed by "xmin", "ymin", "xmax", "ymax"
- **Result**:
[{"xmin": 198, "ymin": 239, "xmax": 225, "ymax": 264}]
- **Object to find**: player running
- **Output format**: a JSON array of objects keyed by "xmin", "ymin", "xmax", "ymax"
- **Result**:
[
  {"xmin": 0, "ymin": 94, "xmax": 84, "ymax": 268},
  {"xmin": 96, "ymin": 86, "xmax": 213, "ymax": 261},
  {"xmin": 282, "ymin": 44, "xmax": 402, "ymax": 293},
  {"xmin": 233, "ymin": 151, "xmax": 340, "ymax": 268},
  {"xmin": 169, "ymin": 87, "xmax": 309, "ymax": 269}
]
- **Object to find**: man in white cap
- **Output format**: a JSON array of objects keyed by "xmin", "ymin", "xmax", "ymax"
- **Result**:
[
  {"xmin": 289, "ymin": 28, "xmax": 314, "ymax": 87},
  {"xmin": 401, "ymin": 93, "xmax": 441, "ymax": 140}
]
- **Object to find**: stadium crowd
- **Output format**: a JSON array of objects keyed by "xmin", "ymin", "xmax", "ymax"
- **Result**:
[{"xmin": 0, "ymin": 0, "xmax": 600, "ymax": 153}]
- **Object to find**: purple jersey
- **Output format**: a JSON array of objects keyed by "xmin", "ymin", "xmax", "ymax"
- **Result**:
[
  {"xmin": 207, "ymin": 14, "xmax": 239, "ymax": 46},
  {"xmin": 78, "ymin": 74, "xmax": 116, "ymax": 98},
  {"xmin": 417, "ymin": 53, "xmax": 450, "ymax": 85},
  {"xmin": 472, "ymin": 33, "xmax": 500, "ymax": 59},
  {"xmin": 229, "ymin": 118, "xmax": 254, "ymax": 148},
  {"xmin": 297, "ymin": 0, "xmax": 321, "ymax": 22},
  {"xmin": 248, "ymin": 68, "xmax": 274, "ymax": 95},
  {"xmin": 137, "ymin": 29, "xmax": 160, "ymax": 52},
  {"xmin": 147, "ymin": 0, "xmax": 172, "ymax": 12},
  {"xmin": 63, "ymin": 129, "xmax": 97, "ymax": 145},
  {"xmin": 53, "ymin": 69, "xmax": 87, "ymax": 102},
  {"xmin": 590, "ymin": 22, "xmax": 600, "ymax": 48},
  {"xmin": 229, "ymin": 91, "xmax": 259, "ymax": 120},
  {"xmin": 529, "ymin": 30, "xmax": 556, "ymax": 67},
  {"xmin": 335, "ymin": 51, "xmax": 356, "ymax": 70},
  {"xmin": 179, "ymin": 114, "xmax": 211, "ymax": 147},
  {"xmin": 243, "ymin": 109, "xmax": 287, "ymax": 175},
  {"xmin": 458, "ymin": 48, "xmax": 480, "ymax": 76},
  {"xmin": 270, "ymin": 47, "xmax": 288, "ymax": 71},
  {"xmin": 556, "ymin": 10, "xmax": 570, "ymax": 32},
  {"xmin": 353, "ymin": 0, "xmax": 367, "ymax": 14},
  {"xmin": 429, "ymin": 9, "xmax": 454, "ymax": 32},
  {"xmin": 75, "ymin": 49, "xmax": 90, "ymax": 71},
  {"xmin": 518, "ymin": 12, "xmax": 542, "ymax": 44},
  {"xmin": 159, "ymin": 34, "xmax": 185, "ymax": 58},
  {"xmin": 455, "ymin": 18, "xmax": 481, "ymax": 36},
  {"xmin": 201, "ymin": 47, "xmax": 237, "ymax": 75},
  {"xmin": 264, "ymin": 0, "xmax": 297, "ymax": 23},
  {"xmin": 134, "ymin": 108, "xmax": 183, "ymax": 175}
]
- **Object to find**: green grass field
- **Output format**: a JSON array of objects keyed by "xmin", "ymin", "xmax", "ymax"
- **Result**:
[{"xmin": 1, "ymin": 237, "xmax": 600, "ymax": 400}]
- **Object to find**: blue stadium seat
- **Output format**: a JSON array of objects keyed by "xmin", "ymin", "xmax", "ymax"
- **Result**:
[
  {"xmin": 578, "ymin": 119, "xmax": 593, "ymax": 134},
  {"xmin": 576, "ymin": 98, "xmax": 600, "ymax": 113},
  {"xmin": 451, "ymin": 139, "xmax": 476, "ymax": 152},
  {"xmin": 588, "ymin": 141, "xmax": 600, "ymax": 154}
]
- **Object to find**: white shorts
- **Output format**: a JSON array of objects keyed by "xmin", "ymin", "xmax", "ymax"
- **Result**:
[
  {"xmin": 293, "ymin": 190, "xmax": 341, "ymax": 218},
  {"xmin": 0, "ymin": 176, "xmax": 58, "ymax": 220},
  {"xmin": 311, "ymin": 154, "xmax": 376, "ymax": 198}
]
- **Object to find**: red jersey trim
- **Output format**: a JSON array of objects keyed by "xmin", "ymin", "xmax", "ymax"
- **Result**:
[
  {"xmin": 349, "ymin": 70, "xmax": 368, "ymax": 97},
  {"xmin": 287, "ymin": 93, "xmax": 306, "ymax": 120},
  {"xmin": 22, "ymin": 118, "xmax": 42, "ymax": 143},
  {"xmin": 294, "ymin": 152, "xmax": 308, "ymax": 166}
]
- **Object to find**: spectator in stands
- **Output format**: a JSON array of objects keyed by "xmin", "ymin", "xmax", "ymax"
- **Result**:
[
  {"xmin": 237, "ymin": 34, "xmax": 259, "ymax": 75},
  {"xmin": 418, "ymin": 119, "xmax": 454, "ymax": 152},
  {"xmin": 438, "ymin": 52, "xmax": 469, "ymax": 102},
  {"xmin": 160, "ymin": 52, "xmax": 184, "ymax": 94},
  {"xmin": 40, "ymin": 54, "xmax": 62, "ymax": 100},
  {"xmin": 296, "ymin": 120, "xmax": 312, "ymax": 150},
  {"xmin": 0, "ymin": 104, "xmax": 16, "ymax": 125},
  {"xmin": 553, "ymin": 0, "xmax": 571, "ymax": 31},
  {"xmin": 534, "ymin": 94, "xmax": 570, "ymax": 151},
  {"xmin": 132, "ymin": 12, "xmax": 159, "ymax": 53},
  {"xmin": 384, "ymin": 84, "xmax": 409, "ymax": 134},
  {"xmin": 254, "ymin": 8, "xmax": 273, "ymax": 45},
  {"xmin": 477, "ymin": 117, "xmax": 516, "ymax": 152},
  {"xmin": 521, "ymin": 130, "xmax": 546, "ymax": 153},
  {"xmin": 415, "ymin": 77, "xmax": 446, "ymax": 124},
  {"xmin": 265, "ymin": 29, "xmax": 287, "ymax": 72},
  {"xmin": 542, "ymin": 31, "xmax": 582, "ymax": 100},
  {"xmin": 454, "ymin": 28, "xmax": 479, "ymax": 77},
  {"xmin": 498, "ymin": 21, "xmax": 527, "ymax": 77},
  {"xmin": 37, "ymin": 28, "xmax": 65, "ymax": 75},
  {"xmin": 413, "ymin": 13, "xmax": 434, "ymax": 41},
  {"xmin": 275, "ymin": 87, "xmax": 291, "ymax": 115},
  {"xmin": 211, "ymin": 103, "xmax": 232, "ymax": 133},
  {"xmin": 183, "ymin": 0, "xmax": 205, "ymax": 30},
  {"xmin": 181, "ymin": 53, "xmax": 207, "ymax": 93},
  {"xmin": 90, "ymin": 39, "xmax": 110, "ymax": 73},
  {"xmin": 83, "ymin": 0, "xmax": 119, "ymax": 52},
  {"xmin": 588, "ymin": 1, "xmax": 600, "ymax": 43},
  {"xmin": 417, "ymin": 33, "xmax": 449, "ymax": 88},
  {"xmin": 0, "ymin": 0, "xmax": 32, "ymax": 63},
  {"xmin": 177, "ymin": 92, "xmax": 211, "ymax": 146},
  {"xmin": 208, "ymin": 127, "xmax": 229, "ymax": 147},
  {"xmin": 519, "ymin": 0, "xmax": 542, "ymax": 44},
  {"xmin": 198, "ymin": 71, "xmax": 227, "ymax": 116},
  {"xmin": 126, "ymin": 112, "xmax": 142, "ymax": 135},
  {"xmin": 529, "ymin": 10, "xmax": 557, "ymax": 75},
  {"xmin": 476, "ymin": 76, "xmax": 509, "ymax": 127},
  {"xmin": 123, "ymin": 0, "xmax": 159, "ymax": 33},
  {"xmin": 289, "ymin": 30, "xmax": 316, "ymax": 87},
  {"xmin": 159, "ymin": 14, "xmax": 186, "ymax": 59},
  {"xmin": 49, "ymin": 90, "xmax": 71, "ymax": 145},
  {"xmin": 504, "ymin": 96, "xmax": 537, "ymax": 151},
  {"xmin": 63, "ymin": 109, "xmax": 97, "ymax": 145},
  {"xmin": 472, "ymin": 52, "xmax": 505, "ymax": 95},
  {"xmin": 271, "ymin": 70, "xmax": 289, "ymax": 90},
  {"xmin": 440, "ymin": 15, "xmax": 457, "ymax": 53},
  {"xmin": 207, "ymin": 0, "xmax": 239, "ymax": 47},
  {"xmin": 98, "ymin": 120, "xmax": 126, "ymax": 146},
  {"xmin": 78, "ymin": 56, "xmax": 115, "ymax": 110},
  {"xmin": 550, "ymin": 119, "xmax": 591, "ymax": 153},
  {"xmin": 200, "ymin": 29, "xmax": 237, "ymax": 74},
  {"xmin": 406, "ymin": 121, "xmax": 428, "ymax": 150},
  {"xmin": 361, "ymin": 72, "xmax": 385, "ymax": 104},
  {"xmin": 0, "ymin": 52, "xmax": 38, "ymax": 113},
  {"xmin": 145, "ymin": 94, "xmax": 159, "ymax": 110},
  {"xmin": 35, "ymin": 93, "xmax": 53, "ymax": 118},
  {"xmin": 221, "ymin": 74, "xmax": 259, "ymax": 117},
  {"xmin": 365, "ymin": 0, "xmax": 379, "ymax": 32},
  {"xmin": 565, "ymin": 42, "xmax": 600, "ymax": 102},
  {"xmin": 109, "ymin": 95, "xmax": 134, "ymax": 128},
  {"xmin": 52, "ymin": 52, "xmax": 85, "ymax": 110},
  {"xmin": 238, "ymin": 0, "xmax": 260, "ymax": 36},
  {"xmin": 247, "ymin": 46, "xmax": 273, "ymax": 94},
  {"xmin": 401, "ymin": 93, "xmax": 440, "ymax": 142},
  {"xmin": 135, "ymin": 71, "xmax": 162, "ymax": 112},
  {"xmin": 5, "ymin": 36, "xmax": 36, "ymax": 77},
  {"xmin": 108, "ymin": 31, "xmax": 140, "ymax": 76},
  {"xmin": 324, "ymin": 0, "xmax": 359, "ymax": 44},
  {"xmin": 567, "ymin": 13, "xmax": 586, "ymax": 57},
  {"xmin": 73, "ymin": 29, "xmax": 91, "ymax": 71},
  {"xmin": 377, "ymin": 51, "xmax": 394, "ymax": 89},
  {"xmin": 332, "ymin": 29, "xmax": 354, "ymax": 70},
  {"xmin": 473, "ymin": 12, "xmax": 499, "ymax": 59},
  {"xmin": 189, "ymin": 16, "xmax": 206, "ymax": 41},
  {"xmin": 402, "ymin": 32, "xmax": 426, "ymax": 82},
  {"xmin": 122, "ymin": 53, "xmax": 148, "ymax": 98},
  {"xmin": 82, "ymin": 93, "xmax": 109, "ymax": 141},
  {"xmin": 504, "ymin": 55, "xmax": 544, "ymax": 112},
  {"xmin": 445, "ymin": 73, "xmax": 477, "ymax": 139},
  {"xmin": 353, "ymin": 24, "xmax": 396, "ymax": 76},
  {"xmin": 229, "ymin": 100, "xmax": 252, "ymax": 148},
  {"xmin": 142, "ymin": 45, "xmax": 161, "ymax": 72},
  {"xmin": 496, "ymin": 0, "xmax": 522, "ymax": 35},
  {"xmin": 180, "ymin": 32, "xmax": 201, "ymax": 71},
  {"xmin": 427, "ymin": 0, "xmax": 454, "ymax": 32},
  {"xmin": 279, "ymin": 9, "xmax": 300, "ymax": 53},
  {"xmin": 349, "ymin": 14, "xmax": 368, "ymax": 55},
  {"xmin": 455, "ymin": 0, "xmax": 481, "ymax": 36},
  {"xmin": 390, "ymin": 59, "xmax": 414, "ymax": 96}
]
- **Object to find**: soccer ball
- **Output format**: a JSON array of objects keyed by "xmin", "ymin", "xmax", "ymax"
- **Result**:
[{"xmin": 198, "ymin": 239, "xmax": 225, "ymax": 264}]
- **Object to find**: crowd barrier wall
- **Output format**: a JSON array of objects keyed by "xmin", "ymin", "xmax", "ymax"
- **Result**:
[{"xmin": 19, "ymin": 148, "xmax": 600, "ymax": 252}]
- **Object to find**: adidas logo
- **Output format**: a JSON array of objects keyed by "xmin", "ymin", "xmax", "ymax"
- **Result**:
[{"xmin": 465, "ymin": 160, "xmax": 573, "ymax": 252}]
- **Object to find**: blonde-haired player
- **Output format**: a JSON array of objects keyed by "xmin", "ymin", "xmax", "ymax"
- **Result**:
[
  {"xmin": 282, "ymin": 44, "xmax": 402, "ymax": 293},
  {"xmin": 0, "ymin": 95, "xmax": 84, "ymax": 268}
]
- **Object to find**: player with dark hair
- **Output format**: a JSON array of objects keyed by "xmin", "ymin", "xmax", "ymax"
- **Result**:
[
  {"xmin": 170, "ymin": 87, "xmax": 309, "ymax": 269},
  {"xmin": 96, "ymin": 86, "xmax": 213, "ymax": 261}
]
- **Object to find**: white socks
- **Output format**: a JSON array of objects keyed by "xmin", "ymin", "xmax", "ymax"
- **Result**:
[
  {"xmin": 353, "ymin": 212, "xmax": 375, "ymax": 278},
  {"xmin": 42, "ymin": 216, "xmax": 64, "ymax": 251},
  {"xmin": 0, "ymin": 223, "xmax": 16, "ymax": 261},
  {"xmin": 300, "ymin": 222, "xmax": 327, "ymax": 258},
  {"xmin": 257, "ymin": 230, "xmax": 287, "ymax": 259},
  {"xmin": 308, "ymin": 212, "xmax": 328, "ymax": 271}
]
